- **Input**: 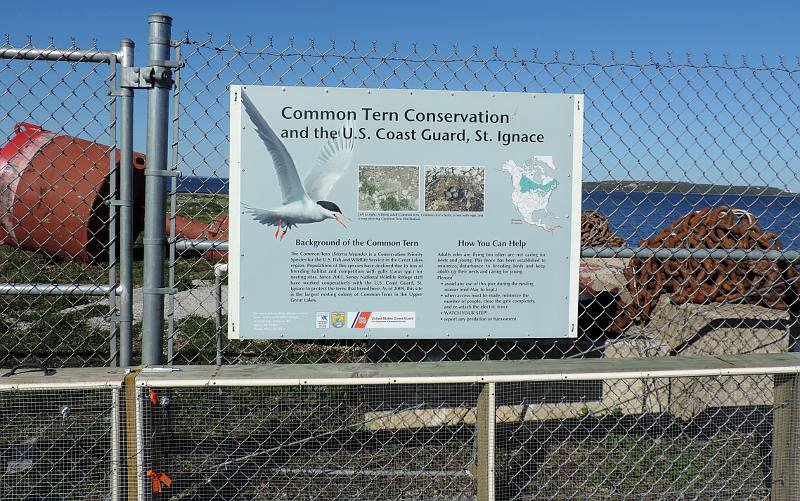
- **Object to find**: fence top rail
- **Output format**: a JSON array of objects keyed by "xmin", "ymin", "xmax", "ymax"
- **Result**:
[
  {"xmin": 174, "ymin": 239, "xmax": 800, "ymax": 262},
  {"xmin": 581, "ymin": 246, "xmax": 800, "ymax": 262},
  {"xmin": 0, "ymin": 367, "xmax": 127, "ymax": 391},
  {"xmin": 0, "ymin": 45, "xmax": 121, "ymax": 63},
  {"xmin": 137, "ymin": 353, "xmax": 800, "ymax": 387},
  {"xmin": 0, "ymin": 283, "xmax": 116, "ymax": 296}
]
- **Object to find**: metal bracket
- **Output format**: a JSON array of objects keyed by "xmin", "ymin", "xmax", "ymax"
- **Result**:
[
  {"xmin": 144, "ymin": 169, "xmax": 181, "ymax": 177},
  {"xmin": 142, "ymin": 287, "xmax": 178, "ymax": 295},
  {"xmin": 121, "ymin": 65, "xmax": 177, "ymax": 89},
  {"xmin": 105, "ymin": 199, "xmax": 134, "ymax": 207},
  {"xmin": 150, "ymin": 58, "xmax": 182, "ymax": 69}
]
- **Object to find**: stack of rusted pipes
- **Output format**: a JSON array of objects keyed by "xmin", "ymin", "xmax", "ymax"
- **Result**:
[
  {"xmin": 581, "ymin": 210, "xmax": 626, "ymax": 247},
  {"xmin": 618, "ymin": 206, "xmax": 799, "ymax": 330}
]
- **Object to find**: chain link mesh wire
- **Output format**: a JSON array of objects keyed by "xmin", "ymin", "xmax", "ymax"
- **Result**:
[
  {"xmin": 0, "ymin": 33, "xmax": 798, "ymax": 369},
  {"xmin": 0, "ymin": 36, "xmax": 120, "ymax": 368},
  {"xmin": 137, "ymin": 373, "xmax": 787, "ymax": 499},
  {"xmin": 0, "ymin": 387, "xmax": 118, "ymax": 500},
  {"xmin": 168, "ymin": 36, "xmax": 800, "ymax": 365}
]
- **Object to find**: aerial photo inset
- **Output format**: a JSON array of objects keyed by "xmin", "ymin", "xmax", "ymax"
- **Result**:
[
  {"xmin": 424, "ymin": 165, "xmax": 485, "ymax": 212},
  {"xmin": 358, "ymin": 165, "xmax": 420, "ymax": 211}
]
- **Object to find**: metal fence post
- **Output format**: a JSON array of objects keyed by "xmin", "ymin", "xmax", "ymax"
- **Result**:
[
  {"xmin": 118, "ymin": 38, "xmax": 135, "ymax": 367},
  {"xmin": 142, "ymin": 13, "xmax": 173, "ymax": 365},
  {"xmin": 214, "ymin": 263, "xmax": 228, "ymax": 365}
]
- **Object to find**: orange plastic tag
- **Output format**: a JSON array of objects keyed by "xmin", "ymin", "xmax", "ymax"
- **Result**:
[
  {"xmin": 149, "ymin": 388, "xmax": 158, "ymax": 406},
  {"xmin": 147, "ymin": 470, "xmax": 172, "ymax": 493}
]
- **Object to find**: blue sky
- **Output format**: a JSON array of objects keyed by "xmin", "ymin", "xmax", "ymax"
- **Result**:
[
  {"xmin": 3, "ymin": 1, "xmax": 798, "ymax": 63},
  {"xmin": 2, "ymin": 1, "xmax": 800, "ymax": 190}
]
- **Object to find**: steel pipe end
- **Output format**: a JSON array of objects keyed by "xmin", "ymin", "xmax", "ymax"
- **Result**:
[{"xmin": 148, "ymin": 12, "xmax": 173, "ymax": 25}]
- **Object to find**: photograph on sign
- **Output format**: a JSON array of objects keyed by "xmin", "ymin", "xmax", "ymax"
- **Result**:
[{"xmin": 228, "ymin": 85, "xmax": 583, "ymax": 339}]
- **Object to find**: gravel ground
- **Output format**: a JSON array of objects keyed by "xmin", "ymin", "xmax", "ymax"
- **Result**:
[
  {"xmin": 64, "ymin": 279, "xmax": 228, "ymax": 329},
  {"xmin": 358, "ymin": 165, "xmax": 419, "ymax": 211}
]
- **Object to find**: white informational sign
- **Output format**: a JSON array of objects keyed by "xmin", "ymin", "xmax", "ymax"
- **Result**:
[{"xmin": 229, "ymin": 85, "xmax": 583, "ymax": 339}]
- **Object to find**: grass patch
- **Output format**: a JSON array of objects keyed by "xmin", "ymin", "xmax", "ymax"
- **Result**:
[
  {"xmin": 0, "ymin": 301, "xmax": 111, "ymax": 367},
  {"xmin": 0, "ymin": 246, "xmax": 108, "ymax": 285},
  {"xmin": 379, "ymin": 195, "xmax": 413, "ymax": 211},
  {"xmin": 358, "ymin": 173, "xmax": 379, "ymax": 196},
  {"xmin": 171, "ymin": 258, "xmax": 217, "ymax": 291},
  {"xmin": 174, "ymin": 193, "xmax": 228, "ymax": 223},
  {"xmin": 497, "ymin": 426, "xmax": 768, "ymax": 498},
  {"xmin": 0, "ymin": 192, "xmax": 369, "ymax": 367}
]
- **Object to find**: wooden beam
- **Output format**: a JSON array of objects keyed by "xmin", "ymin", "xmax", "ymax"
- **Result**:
[
  {"xmin": 772, "ymin": 373, "xmax": 800, "ymax": 500},
  {"xmin": 477, "ymin": 383, "xmax": 496, "ymax": 501},
  {"xmin": 135, "ymin": 353, "xmax": 800, "ymax": 388}
]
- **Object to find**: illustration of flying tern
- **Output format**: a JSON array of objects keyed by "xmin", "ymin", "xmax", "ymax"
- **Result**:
[{"xmin": 241, "ymin": 90, "xmax": 354, "ymax": 240}]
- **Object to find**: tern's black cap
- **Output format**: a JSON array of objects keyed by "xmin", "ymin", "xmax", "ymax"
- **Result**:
[{"xmin": 317, "ymin": 200, "xmax": 343, "ymax": 213}]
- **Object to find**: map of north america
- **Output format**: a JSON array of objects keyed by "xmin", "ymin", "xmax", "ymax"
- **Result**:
[{"xmin": 502, "ymin": 156, "xmax": 560, "ymax": 231}]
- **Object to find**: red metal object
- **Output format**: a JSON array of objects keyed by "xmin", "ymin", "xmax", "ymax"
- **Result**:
[
  {"xmin": 166, "ymin": 211, "xmax": 229, "ymax": 260},
  {"xmin": 0, "ymin": 122, "xmax": 146, "ymax": 263}
]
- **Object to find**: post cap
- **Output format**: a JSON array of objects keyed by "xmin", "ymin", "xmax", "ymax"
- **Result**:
[{"xmin": 148, "ymin": 12, "xmax": 173, "ymax": 24}]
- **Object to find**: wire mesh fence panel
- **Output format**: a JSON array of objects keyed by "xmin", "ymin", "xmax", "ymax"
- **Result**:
[
  {"xmin": 0, "ymin": 37, "xmax": 122, "ymax": 368},
  {"xmin": 133, "ymin": 366, "xmax": 798, "ymax": 500},
  {"xmin": 139, "ymin": 384, "xmax": 479, "ymax": 500},
  {"xmin": 496, "ymin": 376, "xmax": 776, "ymax": 499},
  {"xmin": 0, "ymin": 387, "xmax": 118, "ymax": 500},
  {"xmin": 169, "ymin": 37, "xmax": 800, "ymax": 365}
]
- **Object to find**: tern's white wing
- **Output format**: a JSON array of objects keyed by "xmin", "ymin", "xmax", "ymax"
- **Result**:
[
  {"xmin": 241, "ymin": 91, "xmax": 307, "ymax": 204},
  {"xmin": 303, "ymin": 119, "xmax": 355, "ymax": 201}
]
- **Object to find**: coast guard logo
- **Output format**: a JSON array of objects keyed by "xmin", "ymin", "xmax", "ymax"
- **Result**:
[
  {"xmin": 331, "ymin": 312, "xmax": 346, "ymax": 328},
  {"xmin": 352, "ymin": 311, "xmax": 372, "ymax": 329}
]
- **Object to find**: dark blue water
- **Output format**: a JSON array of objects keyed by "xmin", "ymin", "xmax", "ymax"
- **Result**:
[
  {"xmin": 176, "ymin": 176, "xmax": 800, "ymax": 249},
  {"xmin": 175, "ymin": 176, "xmax": 229, "ymax": 194},
  {"xmin": 583, "ymin": 191, "xmax": 800, "ymax": 249}
]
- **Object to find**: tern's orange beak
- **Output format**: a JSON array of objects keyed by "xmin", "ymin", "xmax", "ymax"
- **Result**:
[{"xmin": 334, "ymin": 213, "xmax": 347, "ymax": 228}]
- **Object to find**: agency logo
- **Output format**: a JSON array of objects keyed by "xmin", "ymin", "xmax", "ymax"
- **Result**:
[
  {"xmin": 331, "ymin": 312, "xmax": 346, "ymax": 328},
  {"xmin": 315, "ymin": 312, "xmax": 330, "ymax": 329},
  {"xmin": 351, "ymin": 311, "xmax": 372, "ymax": 329}
]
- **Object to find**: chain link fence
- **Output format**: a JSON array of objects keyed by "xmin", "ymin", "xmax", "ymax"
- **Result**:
[
  {"xmin": 0, "ymin": 26, "xmax": 798, "ymax": 370},
  {"xmin": 1, "ymin": 16, "xmax": 800, "ymax": 500},
  {"xmin": 168, "ymin": 36, "xmax": 800, "ymax": 365},
  {"xmin": 0, "ymin": 38, "xmax": 123, "ymax": 368}
]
